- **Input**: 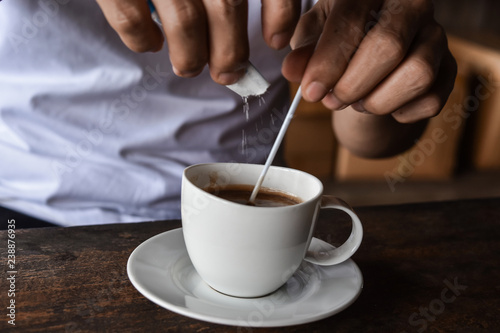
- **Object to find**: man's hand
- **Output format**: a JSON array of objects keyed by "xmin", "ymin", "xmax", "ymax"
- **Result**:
[
  {"xmin": 95, "ymin": 0, "xmax": 302, "ymax": 85},
  {"xmin": 282, "ymin": 0, "xmax": 457, "ymax": 124}
]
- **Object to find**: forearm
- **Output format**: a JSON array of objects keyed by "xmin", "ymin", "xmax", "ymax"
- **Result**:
[{"xmin": 332, "ymin": 108, "xmax": 428, "ymax": 159}]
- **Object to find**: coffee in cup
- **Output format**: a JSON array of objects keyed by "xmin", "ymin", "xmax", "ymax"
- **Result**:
[
  {"xmin": 204, "ymin": 184, "xmax": 303, "ymax": 207},
  {"xmin": 182, "ymin": 163, "xmax": 363, "ymax": 298}
]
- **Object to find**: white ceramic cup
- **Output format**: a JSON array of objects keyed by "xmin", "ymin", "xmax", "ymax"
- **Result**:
[{"xmin": 181, "ymin": 163, "xmax": 363, "ymax": 298}]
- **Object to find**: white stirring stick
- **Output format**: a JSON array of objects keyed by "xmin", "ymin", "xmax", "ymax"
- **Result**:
[{"xmin": 249, "ymin": 86, "xmax": 302, "ymax": 204}]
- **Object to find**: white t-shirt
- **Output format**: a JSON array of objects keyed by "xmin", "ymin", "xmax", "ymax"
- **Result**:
[{"xmin": 0, "ymin": 1, "xmax": 309, "ymax": 226}]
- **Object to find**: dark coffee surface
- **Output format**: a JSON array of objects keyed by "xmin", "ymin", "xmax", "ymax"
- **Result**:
[{"xmin": 204, "ymin": 184, "xmax": 302, "ymax": 207}]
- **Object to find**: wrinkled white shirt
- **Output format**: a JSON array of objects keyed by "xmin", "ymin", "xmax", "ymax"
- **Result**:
[{"xmin": 0, "ymin": 1, "xmax": 310, "ymax": 226}]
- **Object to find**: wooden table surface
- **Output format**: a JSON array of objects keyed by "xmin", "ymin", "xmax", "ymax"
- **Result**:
[{"xmin": 1, "ymin": 197, "xmax": 499, "ymax": 332}]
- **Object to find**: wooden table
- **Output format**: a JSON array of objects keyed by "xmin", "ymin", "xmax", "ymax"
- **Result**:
[{"xmin": 2, "ymin": 198, "xmax": 499, "ymax": 332}]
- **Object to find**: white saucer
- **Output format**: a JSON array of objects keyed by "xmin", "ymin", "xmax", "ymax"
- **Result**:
[{"xmin": 127, "ymin": 228, "xmax": 363, "ymax": 327}]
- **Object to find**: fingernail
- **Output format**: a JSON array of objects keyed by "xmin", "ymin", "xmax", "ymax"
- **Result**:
[
  {"xmin": 323, "ymin": 93, "xmax": 347, "ymax": 110},
  {"xmin": 270, "ymin": 32, "xmax": 289, "ymax": 50},
  {"xmin": 305, "ymin": 81, "xmax": 328, "ymax": 102},
  {"xmin": 351, "ymin": 101, "xmax": 372, "ymax": 114},
  {"xmin": 172, "ymin": 66, "xmax": 203, "ymax": 78},
  {"xmin": 172, "ymin": 66, "xmax": 181, "ymax": 77},
  {"xmin": 218, "ymin": 71, "xmax": 243, "ymax": 85}
]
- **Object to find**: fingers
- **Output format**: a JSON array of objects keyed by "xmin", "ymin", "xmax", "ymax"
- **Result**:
[
  {"xmin": 391, "ymin": 49, "xmax": 457, "ymax": 123},
  {"xmin": 202, "ymin": 0, "xmax": 249, "ymax": 84},
  {"xmin": 283, "ymin": 0, "xmax": 456, "ymax": 124},
  {"xmin": 282, "ymin": 0, "xmax": 446, "ymax": 111},
  {"xmin": 157, "ymin": 0, "xmax": 249, "ymax": 84},
  {"xmin": 155, "ymin": 0, "xmax": 208, "ymax": 78},
  {"xmin": 283, "ymin": 0, "xmax": 384, "ymax": 101},
  {"xmin": 329, "ymin": 0, "xmax": 429, "ymax": 108},
  {"xmin": 96, "ymin": 0, "xmax": 164, "ymax": 52},
  {"xmin": 281, "ymin": 7, "xmax": 325, "ymax": 83},
  {"xmin": 98, "ymin": 0, "xmax": 250, "ymax": 85},
  {"xmin": 261, "ymin": 0, "xmax": 302, "ymax": 50},
  {"xmin": 351, "ymin": 22, "xmax": 452, "ymax": 122}
]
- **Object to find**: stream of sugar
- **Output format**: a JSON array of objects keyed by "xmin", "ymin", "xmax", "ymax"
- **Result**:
[
  {"xmin": 240, "ymin": 94, "xmax": 267, "ymax": 158},
  {"xmin": 242, "ymin": 96, "xmax": 250, "ymax": 121}
]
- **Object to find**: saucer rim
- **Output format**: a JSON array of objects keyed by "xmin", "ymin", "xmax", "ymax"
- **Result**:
[{"xmin": 127, "ymin": 228, "xmax": 363, "ymax": 327}]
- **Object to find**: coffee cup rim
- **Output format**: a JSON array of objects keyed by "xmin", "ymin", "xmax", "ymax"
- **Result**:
[{"xmin": 183, "ymin": 163, "xmax": 324, "ymax": 209}]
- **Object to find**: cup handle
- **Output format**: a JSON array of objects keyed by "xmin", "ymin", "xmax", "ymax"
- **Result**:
[{"xmin": 304, "ymin": 196, "xmax": 363, "ymax": 266}]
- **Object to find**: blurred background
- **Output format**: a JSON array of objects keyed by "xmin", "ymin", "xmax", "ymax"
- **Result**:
[{"xmin": 283, "ymin": 0, "xmax": 500, "ymax": 206}]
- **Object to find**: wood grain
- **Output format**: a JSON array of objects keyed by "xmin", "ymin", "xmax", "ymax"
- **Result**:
[{"xmin": 1, "ymin": 198, "xmax": 499, "ymax": 332}]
